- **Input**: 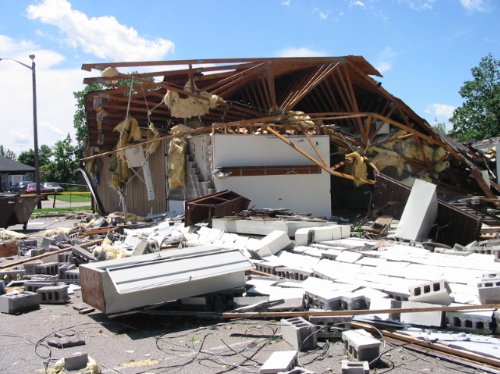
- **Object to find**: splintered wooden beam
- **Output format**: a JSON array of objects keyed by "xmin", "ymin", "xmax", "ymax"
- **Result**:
[{"xmin": 211, "ymin": 62, "xmax": 267, "ymax": 96}]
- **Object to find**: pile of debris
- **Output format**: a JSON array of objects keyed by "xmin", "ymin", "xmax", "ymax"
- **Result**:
[{"xmin": 1, "ymin": 181, "xmax": 499, "ymax": 373}]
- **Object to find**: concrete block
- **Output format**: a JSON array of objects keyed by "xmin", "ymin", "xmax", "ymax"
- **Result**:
[
  {"xmin": 366, "ymin": 297, "xmax": 401, "ymax": 321},
  {"xmin": 58, "ymin": 252, "xmax": 72, "ymax": 263},
  {"xmin": 250, "ymin": 231, "xmax": 291, "ymax": 258},
  {"xmin": 342, "ymin": 329, "xmax": 381, "ymax": 362},
  {"xmin": 35, "ymin": 262, "xmax": 59, "ymax": 275},
  {"xmin": 30, "ymin": 247, "xmax": 47, "ymax": 257},
  {"xmin": 23, "ymin": 261, "xmax": 43, "ymax": 274},
  {"xmin": 446, "ymin": 310, "xmax": 493, "ymax": 334},
  {"xmin": 409, "ymin": 279, "xmax": 452, "ymax": 305},
  {"xmin": 276, "ymin": 267, "xmax": 311, "ymax": 281},
  {"xmin": 341, "ymin": 360, "xmax": 369, "ymax": 374},
  {"xmin": 336, "ymin": 251, "xmax": 363, "ymax": 264},
  {"xmin": 24, "ymin": 279, "xmax": 58, "ymax": 293},
  {"xmin": 312, "ymin": 226, "xmax": 342, "ymax": 242},
  {"xmin": 42, "ymin": 237, "xmax": 56, "ymax": 249},
  {"xmin": 19, "ymin": 239, "xmax": 37, "ymax": 248},
  {"xmin": 294, "ymin": 228, "xmax": 312, "ymax": 246},
  {"xmin": 58, "ymin": 263, "xmax": 76, "ymax": 280},
  {"xmin": 305, "ymin": 290, "xmax": 345, "ymax": 310},
  {"xmin": 260, "ymin": 350, "xmax": 298, "ymax": 374},
  {"xmin": 64, "ymin": 268, "xmax": 80, "ymax": 284},
  {"xmin": 400, "ymin": 301, "xmax": 444, "ymax": 327},
  {"xmin": 341, "ymin": 294, "xmax": 368, "ymax": 310},
  {"xmin": 0, "ymin": 291, "xmax": 41, "ymax": 314},
  {"xmin": 0, "ymin": 269, "xmax": 25, "ymax": 281},
  {"xmin": 280, "ymin": 317, "xmax": 318, "ymax": 351},
  {"xmin": 478, "ymin": 279, "xmax": 500, "ymax": 304},
  {"xmin": 309, "ymin": 315, "xmax": 352, "ymax": 339},
  {"xmin": 395, "ymin": 179, "xmax": 437, "ymax": 242},
  {"xmin": 37, "ymin": 285, "xmax": 70, "ymax": 304},
  {"xmin": 64, "ymin": 352, "xmax": 88, "ymax": 371},
  {"xmin": 255, "ymin": 261, "xmax": 286, "ymax": 276}
]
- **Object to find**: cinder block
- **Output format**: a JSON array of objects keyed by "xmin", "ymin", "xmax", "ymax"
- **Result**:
[
  {"xmin": 254, "ymin": 261, "xmax": 285, "ymax": 276},
  {"xmin": 311, "ymin": 226, "xmax": 342, "ymax": 242},
  {"xmin": 309, "ymin": 315, "xmax": 352, "ymax": 339},
  {"xmin": 341, "ymin": 360, "xmax": 369, "ymax": 374},
  {"xmin": 400, "ymin": 301, "xmax": 444, "ymax": 327},
  {"xmin": 366, "ymin": 297, "xmax": 401, "ymax": 321},
  {"xmin": 446, "ymin": 310, "xmax": 494, "ymax": 334},
  {"xmin": 64, "ymin": 268, "xmax": 80, "ymax": 284},
  {"xmin": 395, "ymin": 179, "xmax": 437, "ymax": 242},
  {"xmin": 30, "ymin": 247, "xmax": 47, "ymax": 257},
  {"xmin": 250, "ymin": 231, "xmax": 291, "ymax": 258},
  {"xmin": 64, "ymin": 352, "xmax": 88, "ymax": 371},
  {"xmin": 58, "ymin": 252, "xmax": 72, "ymax": 263},
  {"xmin": 280, "ymin": 317, "xmax": 318, "ymax": 351},
  {"xmin": 341, "ymin": 294, "xmax": 368, "ymax": 310},
  {"xmin": 35, "ymin": 262, "xmax": 59, "ymax": 275},
  {"xmin": 0, "ymin": 291, "xmax": 41, "ymax": 314},
  {"xmin": 24, "ymin": 261, "xmax": 43, "ymax": 274},
  {"xmin": 37, "ymin": 285, "xmax": 69, "ymax": 304},
  {"xmin": 478, "ymin": 279, "xmax": 500, "ymax": 304},
  {"xmin": 342, "ymin": 329, "xmax": 381, "ymax": 362},
  {"xmin": 335, "ymin": 251, "xmax": 363, "ymax": 264},
  {"xmin": 58, "ymin": 263, "xmax": 76, "ymax": 280},
  {"xmin": 294, "ymin": 228, "xmax": 312, "ymax": 246},
  {"xmin": 305, "ymin": 290, "xmax": 345, "ymax": 310},
  {"xmin": 409, "ymin": 279, "xmax": 452, "ymax": 305},
  {"xmin": 42, "ymin": 237, "xmax": 56, "ymax": 249},
  {"xmin": 260, "ymin": 350, "xmax": 298, "ymax": 374},
  {"xmin": 0, "ymin": 269, "xmax": 25, "ymax": 281},
  {"xmin": 275, "ymin": 267, "xmax": 311, "ymax": 281},
  {"xmin": 24, "ymin": 279, "xmax": 58, "ymax": 293},
  {"xmin": 19, "ymin": 239, "xmax": 37, "ymax": 248}
]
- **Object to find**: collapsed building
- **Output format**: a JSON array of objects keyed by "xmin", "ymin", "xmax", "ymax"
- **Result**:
[
  {"xmin": 80, "ymin": 56, "xmax": 497, "ymax": 231},
  {"xmin": 1, "ymin": 56, "xmax": 498, "ymax": 373}
]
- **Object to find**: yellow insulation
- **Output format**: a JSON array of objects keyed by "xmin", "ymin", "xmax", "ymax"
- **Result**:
[
  {"xmin": 369, "ymin": 147, "xmax": 406, "ymax": 176},
  {"xmin": 167, "ymin": 124, "xmax": 192, "ymax": 190},
  {"xmin": 345, "ymin": 152, "xmax": 368, "ymax": 187}
]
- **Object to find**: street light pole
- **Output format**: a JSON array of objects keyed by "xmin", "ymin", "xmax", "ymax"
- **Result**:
[
  {"xmin": 0, "ymin": 55, "xmax": 41, "ymax": 208},
  {"xmin": 30, "ymin": 55, "xmax": 41, "ymax": 209}
]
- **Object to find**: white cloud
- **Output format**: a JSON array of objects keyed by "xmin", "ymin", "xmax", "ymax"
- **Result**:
[
  {"xmin": 314, "ymin": 8, "xmax": 331, "ymax": 20},
  {"xmin": 459, "ymin": 0, "xmax": 494, "ymax": 13},
  {"xmin": 376, "ymin": 61, "xmax": 392, "ymax": 73},
  {"xmin": 374, "ymin": 46, "xmax": 398, "ymax": 74},
  {"xmin": 27, "ymin": 0, "xmax": 175, "ymax": 61},
  {"xmin": 425, "ymin": 103, "xmax": 456, "ymax": 123},
  {"xmin": 282, "ymin": 0, "xmax": 291, "ymax": 6},
  {"xmin": 0, "ymin": 35, "xmax": 86, "ymax": 155},
  {"xmin": 277, "ymin": 48, "xmax": 327, "ymax": 57},
  {"xmin": 349, "ymin": 1, "xmax": 366, "ymax": 8},
  {"xmin": 398, "ymin": 0, "xmax": 436, "ymax": 11}
]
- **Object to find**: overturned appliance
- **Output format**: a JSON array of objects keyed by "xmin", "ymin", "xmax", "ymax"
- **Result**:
[{"xmin": 79, "ymin": 246, "xmax": 253, "ymax": 315}]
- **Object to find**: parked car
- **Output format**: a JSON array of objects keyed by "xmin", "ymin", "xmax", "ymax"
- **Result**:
[
  {"xmin": 11, "ymin": 181, "xmax": 33, "ymax": 193},
  {"xmin": 42, "ymin": 182, "xmax": 64, "ymax": 193},
  {"xmin": 25, "ymin": 183, "xmax": 49, "ymax": 200}
]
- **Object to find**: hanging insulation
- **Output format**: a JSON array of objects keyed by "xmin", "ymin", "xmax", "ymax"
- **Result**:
[
  {"xmin": 345, "ymin": 151, "xmax": 368, "ymax": 187},
  {"xmin": 167, "ymin": 124, "xmax": 192, "ymax": 190}
]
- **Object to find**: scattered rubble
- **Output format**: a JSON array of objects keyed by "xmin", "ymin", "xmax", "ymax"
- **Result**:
[{"xmin": 1, "ymin": 183, "xmax": 499, "ymax": 373}]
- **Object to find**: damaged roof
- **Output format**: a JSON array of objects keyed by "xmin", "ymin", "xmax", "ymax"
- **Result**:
[{"xmin": 81, "ymin": 56, "xmax": 497, "ymax": 198}]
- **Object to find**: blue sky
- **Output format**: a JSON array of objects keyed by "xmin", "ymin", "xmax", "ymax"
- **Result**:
[{"xmin": 0, "ymin": 0, "xmax": 498, "ymax": 155}]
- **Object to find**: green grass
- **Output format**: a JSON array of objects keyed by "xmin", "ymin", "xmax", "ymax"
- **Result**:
[
  {"xmin": 49, "ymin": 193, "xmax": 92, "ymax": 203},
  {"xmin": 32, "ymin": 205, "xmax": 93, "ymax": 217}
]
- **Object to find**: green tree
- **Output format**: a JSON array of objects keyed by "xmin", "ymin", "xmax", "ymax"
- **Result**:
[
  {"xmin": 450, "ymin": 54, "xmax": 499, "ymax": 141},
  {"xmin": 73, "ymin": 82, "xmax": 103, "ymax": 147},
  {"xmin": 44, "ymin": 134, "xmax": 78, "ymax": 184},
  {"xmin": 18, "ymin": 145, "xmax": 52, "ymax": 167},
  {"xmin": 432, "ymin": 121, "xmax": 448, "ymax": 136},
  {"xmin": 0, "ymin": 145, "xmax": 16, "ymax": 160}
]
